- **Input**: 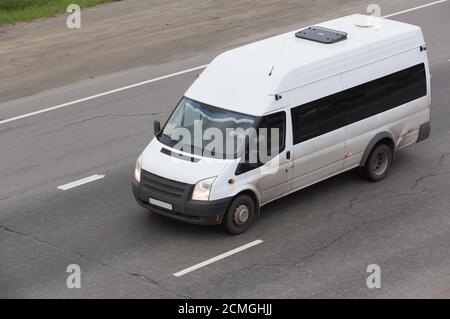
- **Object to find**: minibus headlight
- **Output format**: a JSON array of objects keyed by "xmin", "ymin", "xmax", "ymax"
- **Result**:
[
  {"xmin": 134, "ymin": 153, "xmax": 143, "ymax": 182},
  {"xmin": 192, "ymin": 177, "xmax": 216, "ymax": 201}
]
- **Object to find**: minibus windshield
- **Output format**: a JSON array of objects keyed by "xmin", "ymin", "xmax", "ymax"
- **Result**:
[{"xmin": 158, "ymin": 97, "xmax": 256, "ymax": 159}]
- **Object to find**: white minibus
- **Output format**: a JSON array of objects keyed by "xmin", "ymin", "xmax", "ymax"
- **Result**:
[{"xmin": 133, "ymin": 14, "xmax": 431, "ymax": 234}]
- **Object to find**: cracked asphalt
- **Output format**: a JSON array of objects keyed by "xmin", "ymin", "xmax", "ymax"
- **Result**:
[{"xmin": 1, "ymin": 1, "xmax": 450, "ymax": 298}]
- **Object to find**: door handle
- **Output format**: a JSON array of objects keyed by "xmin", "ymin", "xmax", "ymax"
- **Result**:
[{"xmin": 286, "ymin": 151, "xmax": 291, "ymax": 160}]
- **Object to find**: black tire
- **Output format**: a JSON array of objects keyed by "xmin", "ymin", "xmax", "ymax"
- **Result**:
[
  {"xmin": 361, "ymin": 143, "xmax": 393, "ymax": 182},
  {"xmin": 222, "ymin": 195, "xmax": 255, "ymax": 235}
]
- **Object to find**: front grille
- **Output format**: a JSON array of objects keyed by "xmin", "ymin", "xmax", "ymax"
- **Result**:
[{"xmin": 141, "ymin": 170, "xmax": 191, "ymax": 200}]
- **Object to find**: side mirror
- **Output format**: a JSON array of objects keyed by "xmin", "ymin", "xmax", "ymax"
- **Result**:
[{"xmin": 153, "ymin": 120, "xmax": 161, "ymax": 136}]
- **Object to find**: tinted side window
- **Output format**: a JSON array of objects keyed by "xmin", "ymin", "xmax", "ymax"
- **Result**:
[
  {"xmin": 291, "ymin": 104, "xmax": 319, "ymax": 144},
  {"xmin": 319, "ymin": 95, "xmax": 347, "ymax": 133},
  {"xmin": 291, "ymin": 63, "xmax": 427, "ymax": 145},
  {"xmin": 341, "ymin": 63, "xmax": 427, "ymax": 123},
  {"xmin": 381, "ymin": 63, "xmax": 427, "ymax": 113},
  {"xmin": 338, "ymin": 79, "xmax": 381, "ymax": 124}
]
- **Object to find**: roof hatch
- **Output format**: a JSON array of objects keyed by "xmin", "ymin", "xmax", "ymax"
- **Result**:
[{"xmin": 295, "ymin": 26, "xmax": 348, "ymax": 44}]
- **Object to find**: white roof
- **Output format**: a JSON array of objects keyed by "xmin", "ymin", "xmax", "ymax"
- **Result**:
[{"xmin": 185, "ymin": 14, "xmax": 424, "ymax": 116}]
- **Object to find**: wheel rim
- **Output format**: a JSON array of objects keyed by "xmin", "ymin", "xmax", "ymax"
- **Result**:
[
  {"xmin": 373, "ymin": 151, "xmax": 389, "ymax": 176},
  {"xmin": 233, "ymin": 204, "xmax": 249, "ymax": 226}
]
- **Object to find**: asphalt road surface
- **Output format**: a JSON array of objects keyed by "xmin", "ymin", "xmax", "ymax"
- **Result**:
[{"xmin": 1, "ymin": 0, "xmax": 450, "ymax": 298}]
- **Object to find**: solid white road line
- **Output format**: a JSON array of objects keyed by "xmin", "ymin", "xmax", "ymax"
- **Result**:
[
  {"xmin": 173, "ymin": 239, "xmax": 264, "ymax": 277},
  {"xmin": 57, "ymin": 174, "xmax": 105, "ymax": 190},
  {"xmin": 0, "ymin": 65, "xmax": 208, "ymax": 125},
  {"xmin": 1, "ymin": 0, "xmax": 447, "ymax": 126},
  {"xmin": 383, "ymin": 0, "xmax": 447, "ymax": 18}
]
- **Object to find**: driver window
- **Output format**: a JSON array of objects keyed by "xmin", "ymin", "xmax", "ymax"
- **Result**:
[
  {"xmin": 236, "ymin": 111, "xmax": 286, "ymax": 175},
  {"xmin": 258, "ymin": 111, "xmax": 286, "ymax": 156}
]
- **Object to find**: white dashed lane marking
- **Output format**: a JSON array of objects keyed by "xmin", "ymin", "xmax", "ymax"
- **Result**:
[
  {"xmin": 57, "ymin": 174, "xmax": 105, "ymax": 190},
  {"xmin": 173, "ymin": 239, "xmax": 264, "ymax": 277}
]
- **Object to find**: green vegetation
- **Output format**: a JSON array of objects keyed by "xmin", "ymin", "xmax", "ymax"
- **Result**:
[{"xmin": 0, "ymin": 0, "xmax": 121, "ymax": 25}]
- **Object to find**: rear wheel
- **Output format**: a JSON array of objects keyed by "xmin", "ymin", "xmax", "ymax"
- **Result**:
[
  {"xmin": 222, "ymin": 195, "xmax": 255, "ymax": 235},
  {"xmin": 361, "ymin": 144, "xmax": 393, "ymax": 182}
]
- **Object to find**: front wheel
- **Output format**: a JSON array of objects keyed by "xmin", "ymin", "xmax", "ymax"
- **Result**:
[
  {"xmin": 222, "ymin": 195, "xmax": 255, "ymax": 235},
  {"xmin": 361, "ymin": 144, "xmax": 393, "ymax": 182}
]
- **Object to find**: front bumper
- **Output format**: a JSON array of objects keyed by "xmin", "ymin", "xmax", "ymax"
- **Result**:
[{"xmin": 132, "ymin": 179, "xmax": 231, "ymax": 225}]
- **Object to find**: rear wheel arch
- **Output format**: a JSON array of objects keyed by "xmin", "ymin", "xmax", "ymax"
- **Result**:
[{"xmin": 360, "ymin": 132, "xmax": 395, "ymax": 167}]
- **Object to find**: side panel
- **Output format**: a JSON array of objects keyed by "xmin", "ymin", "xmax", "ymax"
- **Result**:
[
  {"xmin": 343, "ymin": 48, "xmax": 430, "ymax": 169},
  {"xmin": 292, "ymin": 129, "xmax": 346, "ymax": 189},
  {"xmin": 290, "ymin": 75, "xmax": 346, "ymax": 190}
]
